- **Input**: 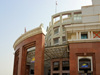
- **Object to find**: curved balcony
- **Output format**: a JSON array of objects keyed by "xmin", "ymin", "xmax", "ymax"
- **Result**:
[{"xmin": 52, "ymin": 10, "xmax": 82, "ymax": 26}]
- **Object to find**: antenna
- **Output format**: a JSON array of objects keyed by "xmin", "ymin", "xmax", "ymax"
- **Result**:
[
  {"xmin": 55, "ymin": 0, "xmax": 58, "ymax": 14},
  {"xmin": 24, "ymin": 27, "xmax": 26, "ymax": 33}
]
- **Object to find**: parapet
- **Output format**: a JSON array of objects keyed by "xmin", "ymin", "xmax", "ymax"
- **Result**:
[{"xmin": 13, "ymin": 24, "xmax": 46, "ymax": 49}]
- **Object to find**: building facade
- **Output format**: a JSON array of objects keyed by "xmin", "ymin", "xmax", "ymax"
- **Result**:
[{"xmin": 13, "ymin": 0, "xmax": 100, "ymax": 75}]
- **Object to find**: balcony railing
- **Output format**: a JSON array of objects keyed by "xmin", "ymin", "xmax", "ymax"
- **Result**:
[{"xmin": 53, "ymin": 17, "xmax": 82, "ymax": 25}]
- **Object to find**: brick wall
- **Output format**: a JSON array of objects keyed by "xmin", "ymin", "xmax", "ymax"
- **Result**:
[
  {"xmin": 13, "ymin": 33, "xmax": 45, "ymax": 75},
  {"xmin": 69, "ymin": 42, "xmax": 100, "ymax": 75}
]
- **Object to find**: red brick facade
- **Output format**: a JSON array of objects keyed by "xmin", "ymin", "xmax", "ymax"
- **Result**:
[
  {"xmin": 69, "ymin": 42, "xmax": 100, "ymax": 75},
  {"xmin": 13, "ymin": 33, "xmax": 45, "ymax": 75}
]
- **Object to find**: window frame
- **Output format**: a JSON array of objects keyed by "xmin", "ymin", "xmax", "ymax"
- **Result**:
[
  {"xmin": 53, "ymin": 37, "xmax": 59, "ymax": 45},
  {"xmin": 54, "ymin": 27, "xmax": 59, "ymax": 35},
  {"xmin": 53, "ymin": 61, "xmax": 60, "ymax": 71},
  {"xmin": 81, "ymin": 32, "xmax": 88, "ymax": 39}
]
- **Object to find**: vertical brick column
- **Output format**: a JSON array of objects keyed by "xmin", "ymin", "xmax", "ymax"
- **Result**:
[
  {"xmin": 13, "ymin": 50, "xmax": 19, "ymax": 75},
  {"xmin": 60, "ymin": 59, "xmax": 62, "ymax": 75},
  {"xmin": 70, "ymin": 52, "xmax": 78, "ymax": 75},
  {"xmin": 35, "ymin": 34, "xmax": 45, "ymax": 75},
  {"xmin": 18, "ymin": 47, "xmax": 27, "ymax": 75},
  {"xmin": 13, "ymin": 53, "xmax": 17, "ymax": 75},
  {"xmin": 51, "ymin": 61, "xmax": 53, "ymax": 75}
]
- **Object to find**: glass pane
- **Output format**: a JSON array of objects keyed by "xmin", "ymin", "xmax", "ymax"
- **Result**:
[
  {"xmin": 54, "ymin": 28, "xmax": 59, "ymax": 34},
  {"xmin": 62, "ymin": 61, "xmax": 69, "ymax": 70},
  {"xmin": 79, "ymin": 58, "xmax": 91, "ymax": 71},
  {"xmin": 48, "ymin": 69, "xmax": 50, "ymax": 75},
  {"xmin": 62, "ymin": 27, "xmax": 65, "ymax": 31},
  {"xmin": 62, "ymin": 73, "xmax": 70, "ymax": 75},
  {"xmin": 62, "ymin": 36, "xmax": 66, "ymax": 41},
  {"xmin": 53, "ymin": 73, "xmax": 59, "ymax": 75},
  {"xmin": 54, "ymin": 38, "xmax": 59, "ymax": 44},
  {"xmin": 81, "ymin": 34, "xmax": 88, "ymax": 39},
  {"xmin": 53, "ymin": 61, "xmax": 59, "ymax": 71},
  {"xmin": 30, "ymin": 69, "xmax": 34, "ymax": 74}
]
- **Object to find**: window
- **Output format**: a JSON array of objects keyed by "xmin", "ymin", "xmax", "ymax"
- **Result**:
[
  {"xmin": 74, "ymin": 14, "xmax": 81, "ymax": 21},
  {"xmin": 62, "ymin": 15, "xmax": 68, "ymax": 19},
  {"xmin": 81, "ymin": 32, "xmax": 88, "ymax": 39},
  {"xmin": 48, "ymin": 33, "xmax": 51, "ymax": 40},
  {"xmin": 79, "ymin": 58, "xmax": 91, "ymax": 71},
  {"xmin": 54, "ymin": 38, "xmax": 59, "ymax": 44},
  {"xmin": 62, "ymin": 73, "xmax": 70, "ymax": 75},
  {"xmin": 51, "ymin": 60, "xmax": 70, "ymax": 75},
  {"xmin": 53, "ymin": 73, "xmax": 59, "ymax": 75},
  {"xmin": 62, "ymin": 61, "xmax": 69, "ymax": 70},
  {"xmin": 54, "ymin": 28, "xmax": 59, "ymax": 34},
  {"xmin": 62, "ymin": 36, "xmax": 66, "ymax": 42},
  {"xmin": 30, "ymin": 69, "xmax": 34, "ymax": 74},
  {"xmin": 53, "ymin": 61, "xmax": 60, "ymax": 71},
  {"xmin": 54, "ymin": 16, "xmax": 60, "ymax": 23},
  {"xmin": 48, "ymin": 69, "xmax": 50, "ymax": 75},
  {"xmin": 62, "ymin": 27, "xmax": 65, "ymax": 31}
]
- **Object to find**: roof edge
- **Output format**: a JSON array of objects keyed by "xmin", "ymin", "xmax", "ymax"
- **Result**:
[{"xmin": 13, "ymin": 24, "xmax": 46, "ymax": 50}]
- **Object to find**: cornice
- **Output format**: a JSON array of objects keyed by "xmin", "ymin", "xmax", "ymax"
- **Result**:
[
  {"xmin": 65, "ymin": 23, "xmax": 100, "ymax": 32},
  {"xmin": 13, "ymin": 24, "xmax": 46, "ymax": 50},
  {"xmin": 68, "ymin": 38, "xmax": 100, "ymax": 43}
]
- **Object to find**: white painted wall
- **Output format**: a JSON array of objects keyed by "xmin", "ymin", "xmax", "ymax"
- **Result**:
[
  {"xmin": 92, "ymin": 0, "xmax": 100, "ymax": 5},
  {"xmin": 82, "ymin": 15, "xmax": 99, "ymax": 23},
  {"xmin": 82, "ymin": 0, "xmax": 100, "ymax": 23}
]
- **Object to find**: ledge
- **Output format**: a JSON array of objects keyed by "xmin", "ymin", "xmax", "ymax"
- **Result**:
[
  {"xmin": 13, "ymin": 25, "xmax": 46, "ymax": 49},
  {"xmin": 65, "ymin": 22, "xmax": 100, "ymax": 32},
  {"xmin": 68, "ymin": 38, "xmax": 100, "ymax": 43}
]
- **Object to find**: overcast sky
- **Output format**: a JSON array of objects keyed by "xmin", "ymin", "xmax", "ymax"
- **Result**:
[{"xmin": 0, "ymin": 0, "xmax": 92, "ymax": 75}]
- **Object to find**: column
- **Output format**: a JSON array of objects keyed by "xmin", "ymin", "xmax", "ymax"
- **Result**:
[
  {"xmin": 13, "ymin": 53, "xmax": 18, "ymax": 75},
  {"xmin": 34, "ymin": 34, "xmax": 45, "ymax": 75},
  {"xmin": 52, "ymin": 17, "xmax": 54, "ymax": 25},
  {"xmin": 60, "ymin": 14, "xmax": 63, "ymax": 23},
  {"xmin": 91, "ymin": 31, "xmax": 93, "ymax": 39},
  {"xmin": 51, "ymin": 27, "xmax": 54, "ymax": 46},
  {"xmin": 60, "ymin": 59, "xmax": 62, "ymax": 75},
  {"xmin": 88, "ymin": 31, "xmax": 91, "ymax": 39},
  {"xmin": 18, "ymin": 47, "xmax": 27, "ymax": 75},
  {"xmin": 60, "ymin": 14, "xmax": 63, "ymax": 45},
  {"xmin": 51, "ymin": 61, "xmax": 53, "ymax": 75},
  {"xmin": 71, "ymin": 12, "xmax": 74, "ymax": 23},
  {"xmin": 76, "ymin": 32, "xmax": 79, "ymax": 39},
  {"xmin": 79, "ymin": 32, "xmax": 81, "ymax": 39},
  {"xmin": 13, "ymin": 50, "xmax": 19, "ymax": 75}
]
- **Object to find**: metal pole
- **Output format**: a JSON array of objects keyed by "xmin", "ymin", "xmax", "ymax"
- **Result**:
[{"xmin": 55, "ymin": 0, "xmax": 57, "ymax": 14}]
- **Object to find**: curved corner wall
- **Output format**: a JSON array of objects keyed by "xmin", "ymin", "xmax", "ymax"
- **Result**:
[{"xmin": 13, "ymin": 26, "xmax": 45, "ymax": 75}]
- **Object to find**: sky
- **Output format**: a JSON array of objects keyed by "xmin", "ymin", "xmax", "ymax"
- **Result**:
[{"xmin": 0, "ymin": 0, "xmax": 92, "ymax": 75}]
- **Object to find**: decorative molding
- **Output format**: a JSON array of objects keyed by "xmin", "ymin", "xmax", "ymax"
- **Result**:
[
  {"xmin": 65, "ymin": 23, "xmax": 100, "ymax": 32},
  {"xmin": 68, "ymin": 38, "xmax": 100, "ymax": 43},
  {"xmin": 13, "ymin": 25, "xmax": 46, "ymax": 49}
]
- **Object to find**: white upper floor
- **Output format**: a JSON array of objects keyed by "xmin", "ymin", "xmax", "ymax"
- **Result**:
[{"xmin": 45, "ymin": 0, "xmax": 100, "ymax": 46}]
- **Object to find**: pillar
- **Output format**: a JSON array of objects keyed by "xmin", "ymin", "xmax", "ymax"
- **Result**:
[
  {"xmin": 18, "ymin": 47, "xmax": 27, "ymax": 75},
  {"xmin": 34, "ymin": 34, "xmax": 45, "ymax": 75},
  {"xmin": 13, "ymin": 50, "xmax": 19, "ymax": 75}
]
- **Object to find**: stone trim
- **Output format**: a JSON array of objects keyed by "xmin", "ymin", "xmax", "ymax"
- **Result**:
[
  {"xmin": 65, "ymin": 23, "xmax": 100, "ymax": 32},
  {"xmin": 68, "ymin": 38, "xmax": 100, "ymax": 43},
  {"xmin": 13, "ymin": 25, "xmax": 46, "ymax": 49},
  {"xmin": 78, "ymin": 56, "xmax": 93, "ymax": 71}
]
